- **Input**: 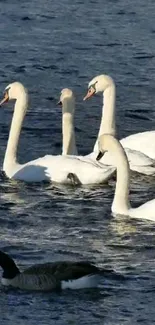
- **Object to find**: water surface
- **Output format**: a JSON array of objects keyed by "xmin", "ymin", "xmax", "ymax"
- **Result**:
[{"xmin": 1, "ymin": 0, "xmax": 155, "ymax": 324}]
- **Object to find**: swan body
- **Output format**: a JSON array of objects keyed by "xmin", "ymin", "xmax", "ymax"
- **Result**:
[
  {"xmin": 0, "ymin": 250, "xmax": 104, "ymax": 291},
  {"xmin": 84, "ymin": 75, "xmax": 155, "ymax": 175},
  {"xmin": 120, "ymin": 131, "xmax": 155, "ymax": 160},
  {"xmin": 0, "ymin": 82, "xmax": 114, "ymax": 184},
  {"xmin": 46, "ymin": 154, "xmax": 115, "ymax": 185},
  {"xmin": 97, "ymin": 134, "xmax": 155, "ymax": 222}
]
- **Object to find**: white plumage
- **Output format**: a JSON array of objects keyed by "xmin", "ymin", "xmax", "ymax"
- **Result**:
[{"xmin": 97, "ymin": 134, "xmax": 155, "ymax": 222}]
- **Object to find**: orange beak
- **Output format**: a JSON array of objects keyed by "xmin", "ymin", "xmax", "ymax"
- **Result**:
[
  {"xmin": 0, "ymin": 92, "xmax": 9, "ymax": 106},
  {"xmin": 83, "ymin": 88, "xmax": 95, "ymax": 101}
]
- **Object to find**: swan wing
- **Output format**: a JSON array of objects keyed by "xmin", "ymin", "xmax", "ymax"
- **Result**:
[
  {"xmin": 10, "ymin": 155, "xmax": 74, "ymax": 183},
  {"xmin": 87, "ymin": 147, "xmax": 155, "ymax": 176},
  {"xmin": 130, "ymin": 198, "xmax": 155, "ymax": 222},
  {"xmin": 45, "ymin": 155, "xmax": 115, "ymax": 184},
  {"xmin": 125, "ymin": 148, "xmax": 155, "ymax": 175},
  {"xmin": 121, "ymin": 131, "xmax": 155, "ymax": 160}
]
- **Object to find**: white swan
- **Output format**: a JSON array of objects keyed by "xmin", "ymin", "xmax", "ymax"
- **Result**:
[
  {"xmin": 0, "ymin": 250, "xmax": 105, "ymax": 291},
  {"xmin": 58, "ymin": 88, "xmax": 77, "ymax": 155},
  {"xmin": 83, "ymin": 75, "xmax": 155, "ymax": 175},
  {"xmin": 0, "ymin": 82, "xmax": 114, "ymax": 184},
  {"xmin": 97, "ymin": 134, "xmax": 155, "ymax": 221}
]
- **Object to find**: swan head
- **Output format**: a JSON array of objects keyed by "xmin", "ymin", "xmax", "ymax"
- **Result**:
[
  {"xmin": 96, "ymin": 134, "xmax": 116, "ymax": 161},
  {"xmin": 0, "ymin": 82, "xmax": 27, "ymax": 105},
  {"xmin": 58, "ymin": 88, "xmax": 75, "ymax": 106},
  {"xmin": 83, "ymin": 75, "xmax": 114, "ymax": 100}
]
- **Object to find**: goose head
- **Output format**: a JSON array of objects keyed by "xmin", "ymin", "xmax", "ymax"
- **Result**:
[
  {"xmin": 83, "ymin": 75, "xmax": 114, "ymax": 100},
  {"xmin": 0, "ymin": 82, "xmax": 27, "ymax": 106}
]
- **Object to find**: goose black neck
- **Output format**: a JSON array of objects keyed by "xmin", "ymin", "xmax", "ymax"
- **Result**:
[{"xmin": 0, "ymin": 251, "xmax": 20, "ymax": 279}]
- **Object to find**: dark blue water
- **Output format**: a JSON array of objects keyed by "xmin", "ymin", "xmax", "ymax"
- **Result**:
[{"xmin": 1, "ymin": 0, "xmax": 155, "ymax": 324}]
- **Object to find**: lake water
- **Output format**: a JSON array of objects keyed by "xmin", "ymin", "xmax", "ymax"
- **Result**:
[{"xmin": 1, "ymin": 0, "xmax": 155, "ymax": 324}]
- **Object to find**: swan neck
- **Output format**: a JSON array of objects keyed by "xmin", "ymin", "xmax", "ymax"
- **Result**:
[
  {"xmin": 62, "ymin": 99, "xmax": 77, "ymax": 155},
  {"xmin": 112, "ymin": 142, "xmax": 130, "ymax": 215},
  {"xmin": 3, "ymin": 93, "xmax": 28, "ymax": 171},
  {"xmin": 94, "ymin": 84, "xmax": 116, "ymax": 152}
]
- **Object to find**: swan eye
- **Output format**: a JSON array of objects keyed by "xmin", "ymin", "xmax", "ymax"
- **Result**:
[
  {"xmin": 89, "ymin": 81, "xmax": 98, "ymax": 93},
  {"xmin": 88, "ymin": 86, "xmax": 95, "ymax": 94}
]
